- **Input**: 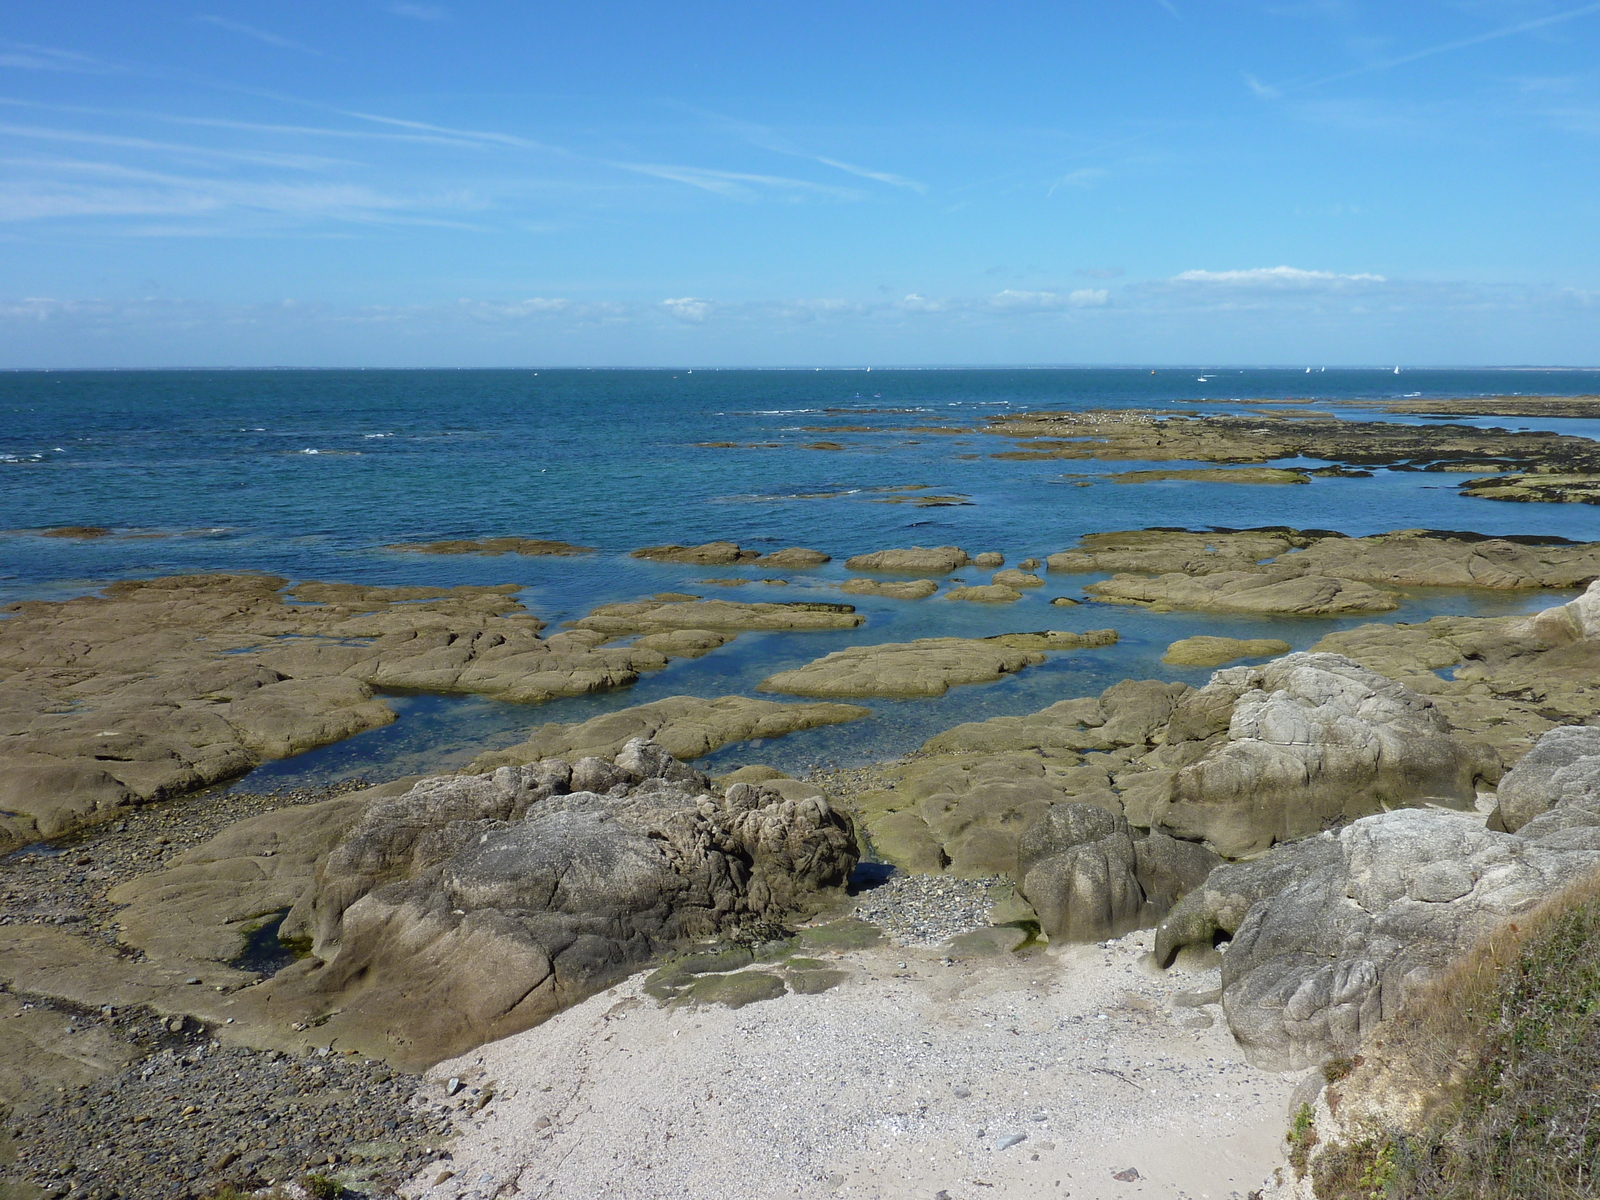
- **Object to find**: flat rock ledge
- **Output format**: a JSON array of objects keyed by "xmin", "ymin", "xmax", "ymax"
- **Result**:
[
  {"xmin": 1044, "ymin": 527, "xmax": 1600, "ymax": 614},
  {"xmin": 756, "ymin": 631, "xmax": 1118, "ymax": 698},
  {"xmin": 468, "ymin": 694, "xmax": 871, "ymax": 770}
]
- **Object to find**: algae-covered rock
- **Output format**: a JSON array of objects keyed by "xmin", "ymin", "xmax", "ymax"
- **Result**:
[
  {"xmin": 843, "ymin": 546, "xmax": 971, "ymax": 574},
  {"xmin": 631, "ymin": 541, "xmax": 761, "ymax": 564},
  {"xmin": 1162, "ymin": 636, "xmax": 1292, "ymax": 667},
  {"xmin": 757, "ymin": 632, "xmax": 1115, "ymax": 699},
  {"xmin": 839, "ymin": 578, "xmax": 939, "ymax": 600}
]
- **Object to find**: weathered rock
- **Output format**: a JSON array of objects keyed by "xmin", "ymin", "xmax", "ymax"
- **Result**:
[
  {"xmin": 469, "ymin": 694, "xmax": 871, "ymax": 771},
  {"xmin": 0, "ymin": 574, "xmax": 685, "ymax": 850},
  {"xmin": 946, "ymin": 585, "xmax": 1024, "ymax": 603},
  {"xmin": 631, "ymin": 542, "xmax": 761, "ymax": 564},
  {"xmin": 991, "ymin": 569, "xmax": 1044, "ymax": 588},
  {"xmin": 266, "ymin": 739, "xmax": 857, "ymax": 1067},
  {"xmin": 1151, "ymin": 653, "xmax": 1489, "ymax": 857},
  {"xmin": 1162, "ymin": 636, "xmax": 1292, "ymax": 667},
  {"xmin": 973, "ymin": 551, "xmax": 1004, "ymax": 568},
  {"xmin": 757, "ymin": 547, "xmax": 831, "ymax": 567},
  {"xmin": 843, "ymin": 546, "xmax": 971, "ymax": 574},
  {"xmin": 839, "ymin": 578, "xmax": 940, "ymax": 600},
  {"xmin": 756, "ymin": 632, "xmax": 1115, "ymax": 699},
  {"xmin": 1086, "ymin": 570, "xmax": 1398, "ymax": 615},
  {"xmin": 386, "ymin": 537, "xmax": 593, "ymax": 556}
]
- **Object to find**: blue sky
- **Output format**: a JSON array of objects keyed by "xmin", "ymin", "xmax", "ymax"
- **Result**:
[{"xmin": 3, "ymin": 1, "xmax": 1599, "ymax": 366}]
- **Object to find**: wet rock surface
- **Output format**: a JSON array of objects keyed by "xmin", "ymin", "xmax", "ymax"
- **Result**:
[{"xmin": 1162, "ymin": 635, "xmax": 1291, "ymax": 666}]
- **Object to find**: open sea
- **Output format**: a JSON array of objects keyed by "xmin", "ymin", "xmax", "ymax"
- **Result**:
[{"xmin": 4, "ymin": 367, "xmax": 1600, "ymax": 787}]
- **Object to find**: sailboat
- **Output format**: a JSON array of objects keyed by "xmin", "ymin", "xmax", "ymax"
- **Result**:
[{"xmin": 1394, "ymin": 366, "xmax": 1401, "ymax": 374}]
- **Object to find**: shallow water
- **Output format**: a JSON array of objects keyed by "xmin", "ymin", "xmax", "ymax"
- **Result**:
[{"xmin": 4, "ymin": 367, "xmax": 1598, "ymax": 787}]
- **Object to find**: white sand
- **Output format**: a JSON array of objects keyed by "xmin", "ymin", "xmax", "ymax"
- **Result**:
[{"xmin": 404, "ymin": 931, "xmax": 1300, "ymax": 1200}]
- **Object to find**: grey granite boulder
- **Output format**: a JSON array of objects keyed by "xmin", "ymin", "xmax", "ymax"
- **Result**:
[
  {"xmin": 1155, "ymin": 726, "xmax": 1600, "ymax": 1070},
  {"xmin": 1490, "ymin": 723, "xmax": 1600, "ymax": 832}
]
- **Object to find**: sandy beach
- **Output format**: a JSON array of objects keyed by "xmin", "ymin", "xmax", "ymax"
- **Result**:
[{"xmin": 406, "ymin": 928, "xmax": 1299, "ymax": 1200}]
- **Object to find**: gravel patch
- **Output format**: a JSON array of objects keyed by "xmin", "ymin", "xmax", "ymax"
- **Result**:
[
  {"xmin": 850, "ymin": 873, "xmax": 999, "ymax": 946},
  {"xmin": 1, "ymin": 991, "xmax": 453, "ymax": 1200}
]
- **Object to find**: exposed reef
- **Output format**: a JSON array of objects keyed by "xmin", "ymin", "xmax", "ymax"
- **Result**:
[{"xmin": 755, "ymin": 630, "xmax": 1118, "ymax": 698}]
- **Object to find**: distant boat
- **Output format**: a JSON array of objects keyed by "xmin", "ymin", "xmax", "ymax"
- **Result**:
[
  {"xmin": 1306, "ymin": 368, "xmax": 1311, "ymax": 373},
  {"xmin": 1394, "ymin": 366, "xmax": 1401, "ymax": 374}
]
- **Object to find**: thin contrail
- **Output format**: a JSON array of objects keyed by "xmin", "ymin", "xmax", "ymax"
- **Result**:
[{"xmin": 1278, "ymin": 1, "xmax": 1600, "ymax": 93}]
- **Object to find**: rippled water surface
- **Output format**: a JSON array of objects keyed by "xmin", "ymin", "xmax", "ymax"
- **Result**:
[{"xmin": 4, "ymin": 367, "xmax": 1598, "ymax": 785}]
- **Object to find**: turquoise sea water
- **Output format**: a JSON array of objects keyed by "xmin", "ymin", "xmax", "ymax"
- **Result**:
[{"xmin": 4, "ymin": 367, "xmax": 1599, "ymax": 785}]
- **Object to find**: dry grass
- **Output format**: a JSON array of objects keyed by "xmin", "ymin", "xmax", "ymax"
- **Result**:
[{"xmin": 1312, "ymin": 866, "xmax": 1600, "ymax": 1199}]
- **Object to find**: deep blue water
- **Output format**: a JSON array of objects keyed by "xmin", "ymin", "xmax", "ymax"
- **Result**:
[{"xmin": 4, "ymin": 367, "xmax": 1599, "ymax": 784}]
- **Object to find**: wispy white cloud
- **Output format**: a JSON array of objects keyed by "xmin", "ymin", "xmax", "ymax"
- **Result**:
[
  {"xmin": 1155, "ymin": 0, "xmax": 1181, "ymax": 17},
  {"xmin": 0, "ymin": 157, "xmax": 486, "ymax": 229},
  {"xmin": 0, "ymin": 122, "xmax": 351, "ymax": 169},
  {"xmin": 1048, "ymin": 168, "xmax": 1108, "ymax": 194},
  {"xmin": 661, "ymin": 297, "xmax": 713, "ymax": 322},
  {"xmin": 1172, "ymin": 265, "xmax": 1386, "ymax": 285},
  {"xmin": 613, "ymin": 163, "xmax": 864, "ymax": 201},
  {"xmin": 1244, "ymin": 74, "xmax": 1282, "ymax": 100},
  {"xmin": 196, "ymin": 15, "xmax": 325, "ymax": 56},
  {"xmin": 1256, "ymin": 0, "xmax": 1600, "ymax": 95},
  {"xmin": 990, "ymin": 288, "xmax": 1109, "ymax": 310},
  {"xmin": 0, "ymin": 98, "xmax": 497, "ymax": 148},
  {"xmin": 812, "ymin": 156, "xmax": 926, "ymax": 193},
  {"xmin": 0, "ymin": 41, "xmax": 110, "ymax": 73}
]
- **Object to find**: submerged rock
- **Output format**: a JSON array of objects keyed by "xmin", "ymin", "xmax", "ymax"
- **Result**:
[{"xmin": 386, "ymin": 537, "xmax": 594, "ymax": 556}]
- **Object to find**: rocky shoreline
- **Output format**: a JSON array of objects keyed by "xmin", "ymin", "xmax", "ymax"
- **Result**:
[{"xmin": 7, "ymin": 514, "xmax": 1600, "ymax": 1199}]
